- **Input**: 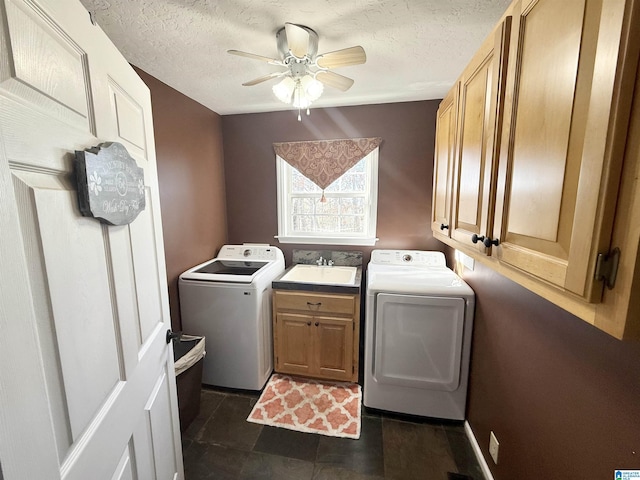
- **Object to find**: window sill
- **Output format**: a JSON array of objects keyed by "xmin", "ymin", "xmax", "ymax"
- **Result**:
[{"xmin": 275, "ymin": 235, "xmax": 379, "ymax": 246}]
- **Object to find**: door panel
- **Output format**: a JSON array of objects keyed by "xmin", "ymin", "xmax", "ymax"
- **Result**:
[
  {"xmin": 108, "ymin": 80, "xmax": 147, "ymax": 151},
  {"xmin": 0, "ymin": 1, "xmax": 183, "ymax": 479},
  {"xmin": 451, "ymin": 18, "xmax": 510, "ymax": 252},
  {"xmin": 432, "ymin": 85, "xmax": 458, "ymax": 235},
  {"xmin": 1, "ymin": 0, "xmax": 92, "ymax": 130},
  {"xmin": 316, "ymin": 316, "xmax": 353, "ymax": 380},
  {"xmin": 491, "ymin": 0, "xmax": 631, "ymax": 298},
  {"xmin": 374, "ymin": 294, "xmax": 465, "ymax": 392},
  {"xmin": 277, "ymin": 313, "xmax": 313, "ymax": 375}
]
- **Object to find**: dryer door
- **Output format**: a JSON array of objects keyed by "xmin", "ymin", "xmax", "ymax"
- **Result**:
[{"xmin": 373, "ymin": 293, "xmax": 465, "ymax": 392}]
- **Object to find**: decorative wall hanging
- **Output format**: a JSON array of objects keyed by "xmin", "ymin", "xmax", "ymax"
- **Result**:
[
  {"xmin": 75, "ymin": 142, "xmax": 146, "ymax": 226},
  {"xmin": 273, "ymin": 137, "xmax": 382, "ymax": 200}
]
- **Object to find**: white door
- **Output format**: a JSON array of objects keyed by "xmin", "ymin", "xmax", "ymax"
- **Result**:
[{"xmin": 0, "ymin": 1, "xmax": 184, "ymax": 479}]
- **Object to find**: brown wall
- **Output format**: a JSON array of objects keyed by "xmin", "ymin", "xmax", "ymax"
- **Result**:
[
  {"xmin": 135, "ymin": 67, "xmax": 228, "ymax": 330},
  {"xmin": 461, "ymin": 262, "xmax": 640, "ymax": 479},
  {"xmin": 221, "ymin": 101, "xmax": 446, "ymax": 264}
]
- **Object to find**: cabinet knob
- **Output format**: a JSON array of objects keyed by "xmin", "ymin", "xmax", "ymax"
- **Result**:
[
  {"xmin": 471, "ymin": 234, "xmax": 485, "ymax": 244},
  {"xmin": 440, "ymin": 223, "xmax": 449, "ymax": 230},
  {"xmin": 483, "ymin": 237, "xmax": 500, "ymax": 247},
  {"xmin": 314, "ymin": 322, "xmax": 319, "ymax": 327},
  {"xmin": 306, "ymin": 321, "xmax": 311, "ymax": 326}
]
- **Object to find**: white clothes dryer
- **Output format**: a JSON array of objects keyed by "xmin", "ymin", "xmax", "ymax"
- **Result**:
[
  {"xmin": 364, "ymin": 250, "xmax": 475, "ymax": 420},
  {"xmin": 179, "ymin": 244, "xmax": 284, "ymax": 390}
]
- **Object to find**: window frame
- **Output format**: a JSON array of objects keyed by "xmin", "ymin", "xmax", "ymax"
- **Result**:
[{"xmin": 275, "ymin": 148, "xmax": 379, "ymax": 246}]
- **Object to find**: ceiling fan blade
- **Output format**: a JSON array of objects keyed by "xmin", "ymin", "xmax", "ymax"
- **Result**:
[
  {"xmin": 242, "ymin": 71, "xmax": 285, "ymax": 86},
  {"xmin": 316, "ymin": 46, "xmax": 366, "ymax": 69},
  {"xmin": 284, "ymin": 23, "xmax": 310, "ymax": 58},
  {"xmin": 228, "ymin": 49, "xmax": 280, "ymax": 64},
  {"xmin": 316, "ymin": 71, "xmax": 355, "ymax": 91}
]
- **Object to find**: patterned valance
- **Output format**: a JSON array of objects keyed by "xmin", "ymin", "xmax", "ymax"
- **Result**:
[{"xmin": 273, "ymin": 137, "xmax": 382, "ymax": 191}]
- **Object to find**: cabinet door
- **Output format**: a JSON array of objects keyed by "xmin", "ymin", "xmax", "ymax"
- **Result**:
[
  {"xmin": 432, "ymin": 84, "xmax": 459, "ymax": 236},
  {"xmin": 275, "ymin": 313, "xmax": 313, "ymax": 376},
  {"xmin": 314, "ymin": 316, "xmax": 354, "ymax": 381},
  {"xmin": 450, "ymin": 18, "xmax": 511, "ymax": 252},
  {"xmin": 492, "ymin": 0, "xmax": 636, "ymax": 300}
]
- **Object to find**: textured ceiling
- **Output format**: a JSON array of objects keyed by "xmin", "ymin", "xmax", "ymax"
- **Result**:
[{"xmin": 79, "ymin": 0, "xmax": 511, "ymax": 115}]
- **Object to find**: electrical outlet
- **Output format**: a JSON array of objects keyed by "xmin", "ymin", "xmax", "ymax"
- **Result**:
[{"xmin": 489, "ymin": 431, "xmax": 499, "ymax": 464}]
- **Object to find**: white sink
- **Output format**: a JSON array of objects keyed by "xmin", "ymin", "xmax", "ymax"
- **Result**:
[{"xmin": 280, "ymin": 264, "xmax": 357, "ymax": 286}]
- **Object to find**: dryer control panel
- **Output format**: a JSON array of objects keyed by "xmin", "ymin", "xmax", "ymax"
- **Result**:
[{"xmin": 370, "ymin": 250, "xmax": 446, "ymax": 267}]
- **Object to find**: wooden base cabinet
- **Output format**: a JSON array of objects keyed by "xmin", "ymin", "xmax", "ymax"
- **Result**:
[{"xmin": 273, "ymin": 290, "xmax": 360, "ymax": 382}]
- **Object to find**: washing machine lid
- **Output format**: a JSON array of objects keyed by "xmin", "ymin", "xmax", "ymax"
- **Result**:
[{"xmin": 180, "ymin": 244, "xmax": 284, "ymax": 284}]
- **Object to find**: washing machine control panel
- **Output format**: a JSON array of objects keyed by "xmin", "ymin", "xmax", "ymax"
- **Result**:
[
  {"xmin": 217, "ymin": 244, "xmax": 281, "ymax": 261},
  {"xmin": 370, "ymin": 250, "xmax": 447, "ymax": 267}
]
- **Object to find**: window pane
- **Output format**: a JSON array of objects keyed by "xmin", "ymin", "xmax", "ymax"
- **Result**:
[
  {"xmin": 325, "ymin": 180, "xmax": 340, "ymax": 192},
  {"xmin": 339, "ymin": 197, "xmax": 365, "ymax": 215},
  {"xmin": 340, "ymin": 215, "xmax": 365, "ymax": 233},
  {"xmin": 292, "ymin": 197, "xmax": 314, "ymax": 214},
  {"xmin": 315, "ymin": 215, "xmax": 338, "ymax": 232},
  {"xmin": 293, "ymin": 215, "xmax": 313, "ymax": 232},
  {"xmin": 316, "ymin": 197, "xmax": 339, "ymax": 214},
  {"xmin": 291, "ymin": 169, "xmax": 320, "ymax": 193},
  {"xmin": 350, "ymin": 159, "xmax": 365, "ymax": 172},
  {"xmin": 351, "ymin": 173, "xmax": 366, "ymax": 192}
]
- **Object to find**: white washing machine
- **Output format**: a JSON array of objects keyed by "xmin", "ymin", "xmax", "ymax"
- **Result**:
[
  {"xmin": 364, "ymin": 250, "xmax": 475, "ymax": 420},
  {"xmin": 179, "ymin": 244, "xmax": 284, "ymax": 390}
]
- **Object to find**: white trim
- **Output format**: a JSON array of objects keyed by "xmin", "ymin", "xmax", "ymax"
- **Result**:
[
  {"xmin": 464, "ymin": 420, "xmax": 495, "ymax": 480},
  {"xmin": 274, "ymin": 235, "xmax": 379, "ymax": 246},
  {"xmin": 275, "ymin": 149, "xmax": 379, "ymax": 244}
]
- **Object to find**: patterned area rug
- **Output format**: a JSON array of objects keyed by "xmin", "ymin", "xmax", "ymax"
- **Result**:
[{"xmin": 247, "ymin": 374, "xmax": 362, "ymax": 439}]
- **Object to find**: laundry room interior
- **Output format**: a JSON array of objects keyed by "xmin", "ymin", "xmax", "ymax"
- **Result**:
[
  {"xmin": 133, "ymin": 31, "xmax": 640, "ymax": 479},
  {"xmin": 2, "ymin": 1, "xmax": 640, "ymax": 480}
]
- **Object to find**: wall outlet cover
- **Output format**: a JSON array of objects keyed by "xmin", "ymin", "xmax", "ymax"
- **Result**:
[{"xmin": 489, "ymin": 431, "xmax": 499, "ymax": 464}]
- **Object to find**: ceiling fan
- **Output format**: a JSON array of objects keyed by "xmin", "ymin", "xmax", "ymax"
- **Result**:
[{"xmin": 228, "ymin": 23, "xmax": 366, "ymax": 119}]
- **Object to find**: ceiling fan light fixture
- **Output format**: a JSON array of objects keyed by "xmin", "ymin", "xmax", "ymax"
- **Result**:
[
  {"xmin": 272, "ymin": 76, "xmax": 296, "ymax": 103},
  {"xmin": 302, "ymin": 75, "xmax": 324, "ymax": 101}
]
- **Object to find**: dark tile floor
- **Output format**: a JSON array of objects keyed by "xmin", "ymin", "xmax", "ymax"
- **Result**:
[{"xmin": 182, "ymin": 387, "xmax": 484, "ymax": 480}]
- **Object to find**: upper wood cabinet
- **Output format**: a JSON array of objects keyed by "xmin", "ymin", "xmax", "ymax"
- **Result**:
[
  {"xmin": 432, "ymin": 0, "xmax": 640, "ymax": 338},
  {"xmin": 432, "ymin": 84, "xmax": 458, "ymax": 235},
  {"xmin": 449, "ymin": 18, "xmax": 512, "ymax": 253},
  {"xmin": 492, "ymin": 0, "xmax": 638, "ymax": 301}
]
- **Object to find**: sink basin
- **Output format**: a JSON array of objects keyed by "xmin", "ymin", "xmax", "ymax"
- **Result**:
[{"xmin": 280, "ymin": 264, "xmax": 357, "ymax": 286}]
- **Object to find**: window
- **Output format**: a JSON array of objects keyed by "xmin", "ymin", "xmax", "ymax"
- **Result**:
[{"xmin": 276, "ymin": 148, "xmax": 379, "ymax": 245}]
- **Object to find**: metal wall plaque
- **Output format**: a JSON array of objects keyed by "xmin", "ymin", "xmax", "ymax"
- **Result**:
[{"xmin": 75, "ymin": 142, "xmax": 146, "ymax": 226}]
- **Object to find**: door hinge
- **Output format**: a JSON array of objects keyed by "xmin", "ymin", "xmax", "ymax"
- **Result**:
[{"xmin": 594, "ymin": 247, "xmax": 620, "ymax": 289}]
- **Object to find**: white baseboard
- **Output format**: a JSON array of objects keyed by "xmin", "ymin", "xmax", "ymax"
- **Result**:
[{"xmin": 464, "ymin": 420, "xmax": 495, "ymax": 480}]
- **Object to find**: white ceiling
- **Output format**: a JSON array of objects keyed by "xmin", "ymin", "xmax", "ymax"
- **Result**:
[{"xmin": 79, "ymin": 0, "xmax": 511, "ymax": 115}]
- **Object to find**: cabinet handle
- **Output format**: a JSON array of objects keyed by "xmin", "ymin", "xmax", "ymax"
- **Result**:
[
  {"xmin": 314, "ymin": 322, "xmax": 319, "ymax": 327},
  {"xmin": 440, "ymin": 223, "xmax": 449, "ymax": 230},
  {"xmin": 306, "ymin": 301, "xmax": 322, "ymax": 307},
  {"xmin": 483, "ymin": 237, "xmax": 500, "ymax": 247},
  {"xmin": 471, "ymin": 234, "xmax": 485, "ymax": 244}
]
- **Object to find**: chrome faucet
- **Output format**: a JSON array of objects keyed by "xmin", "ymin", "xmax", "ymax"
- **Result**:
[{"xmin": 316, "ymin": 256, "xmax": 334, "ymax": 266}]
